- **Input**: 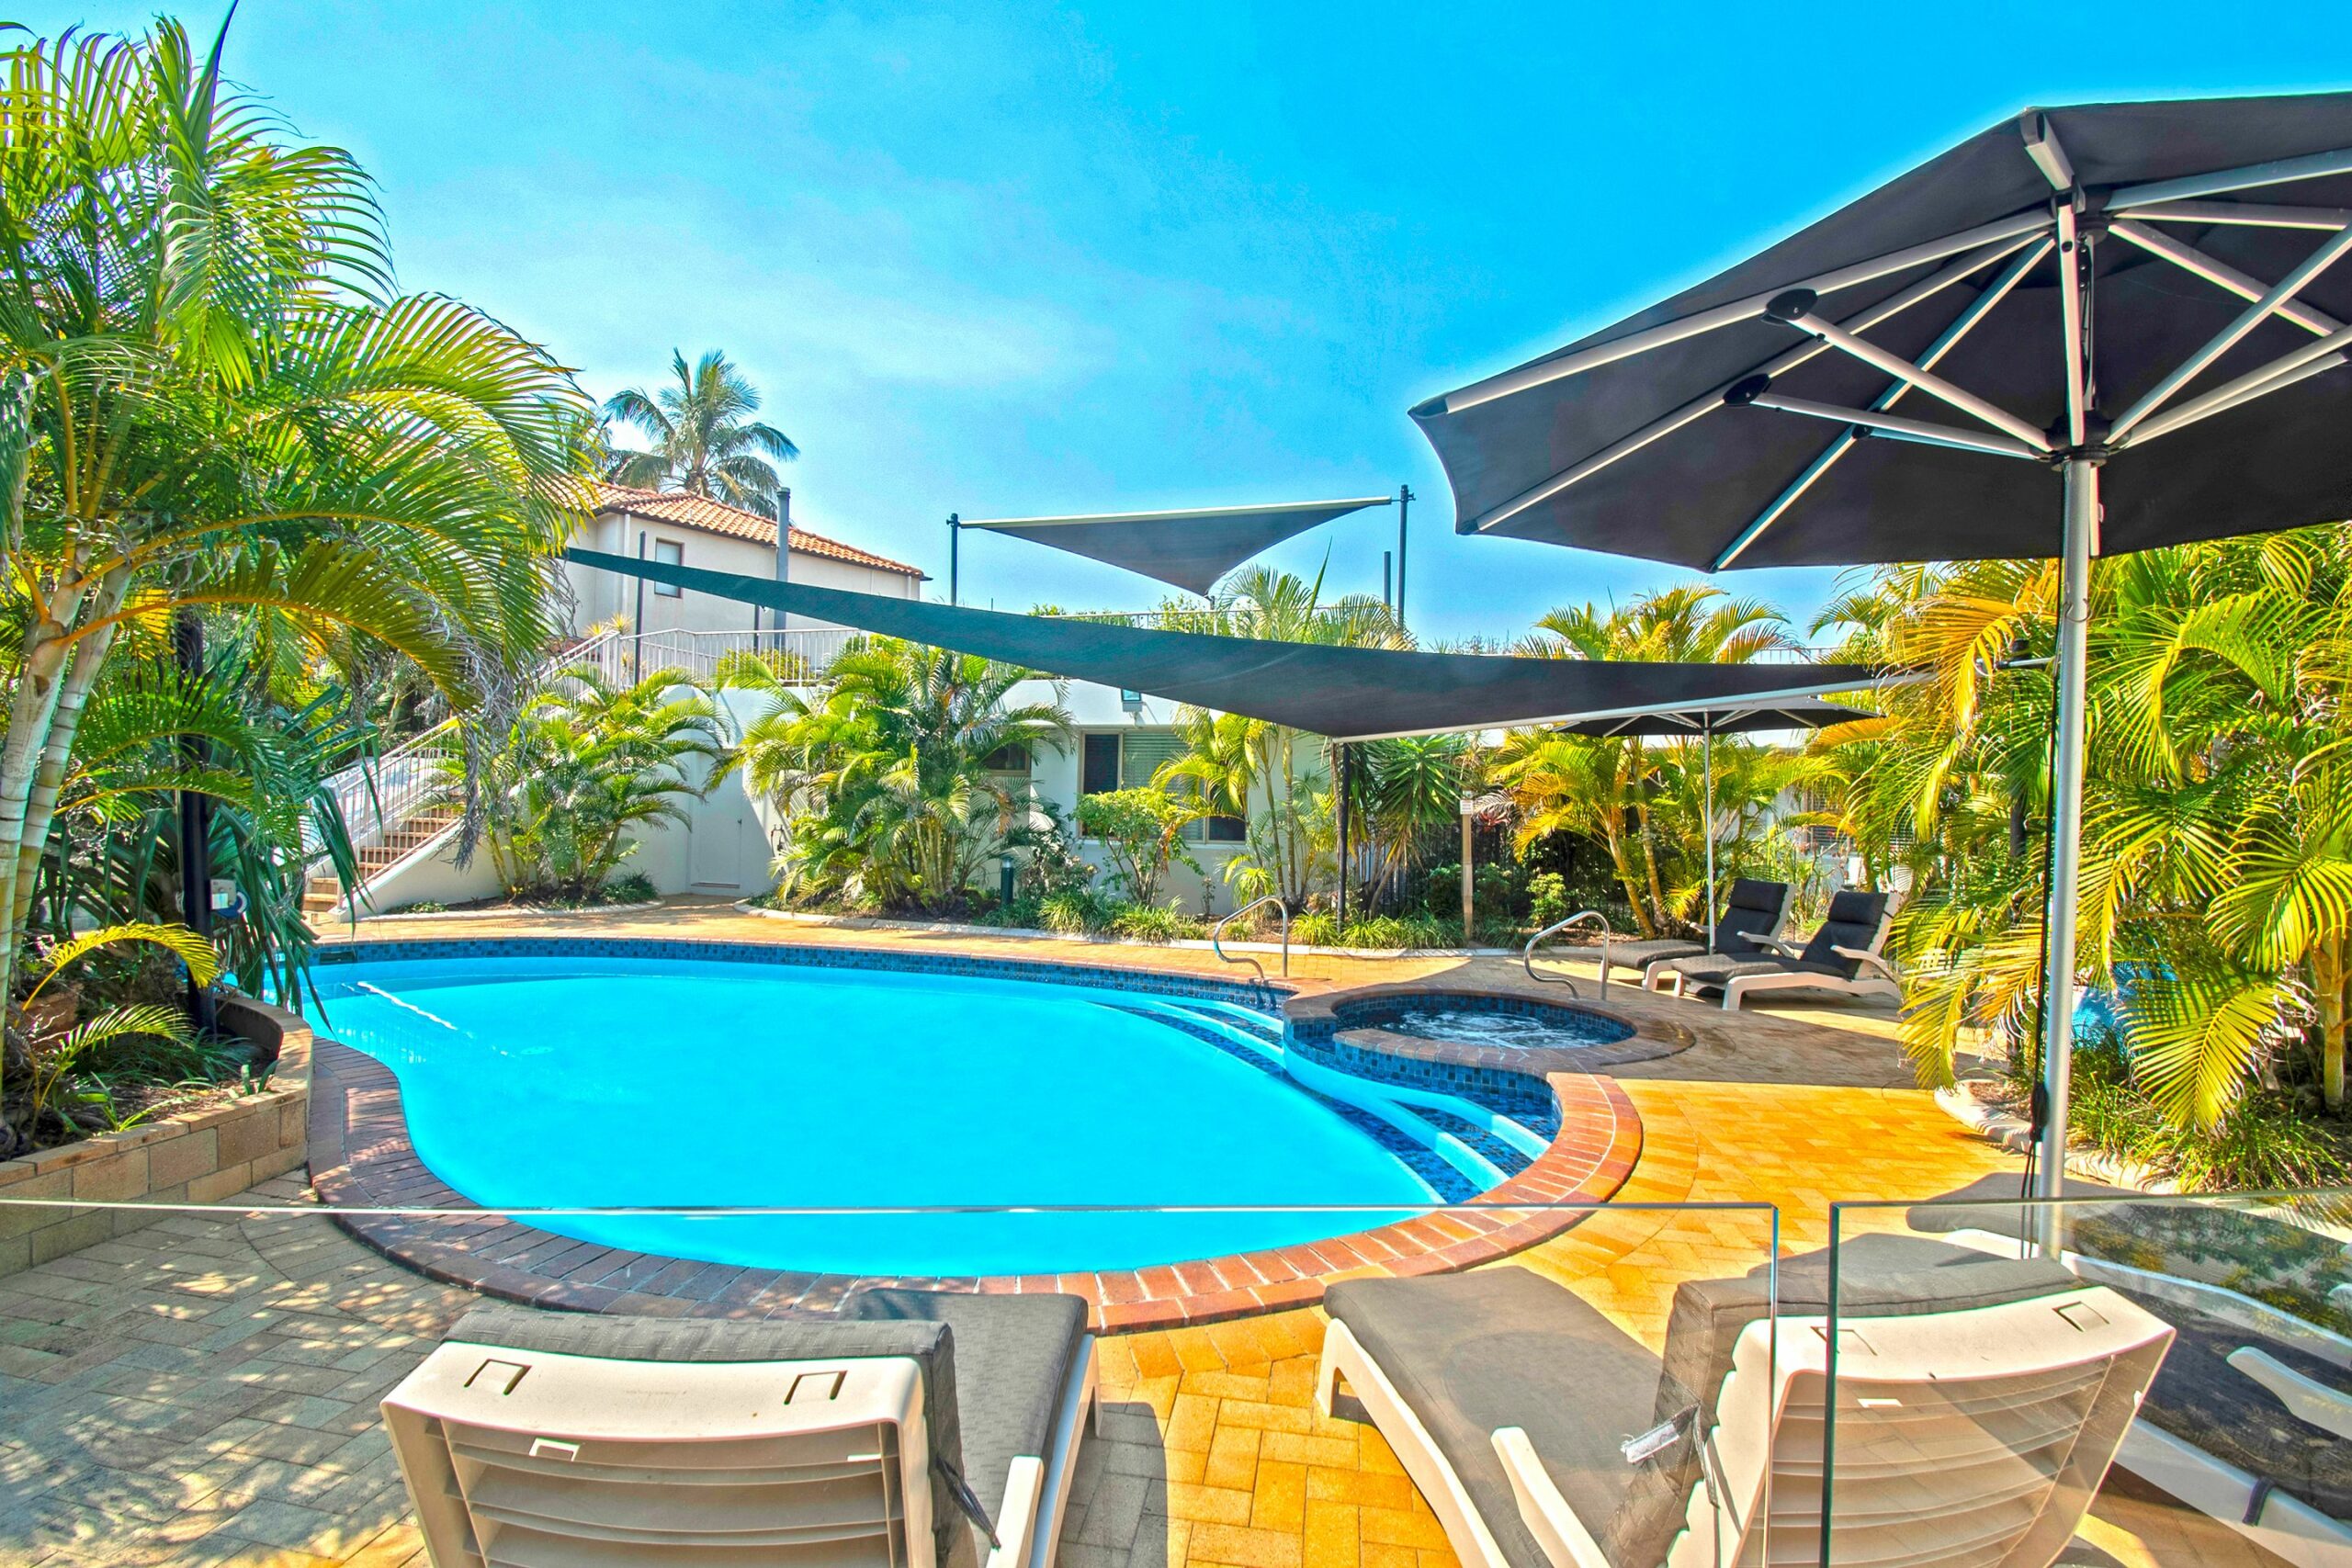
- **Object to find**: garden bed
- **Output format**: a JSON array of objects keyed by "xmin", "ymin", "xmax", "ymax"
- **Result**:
[{"xmin": 0, "ymin": 995, "xmax": 311, "ymax": 1276}]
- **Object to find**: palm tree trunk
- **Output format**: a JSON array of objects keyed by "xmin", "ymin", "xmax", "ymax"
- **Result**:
[
  {"xmin": 11, "ymin": 583, "xmax": 126, "ymax": 929},
  {"xmin": 2318, "ymin": 938, "xmax": 2346, "ymax": 1113},
  {"xmin": 1601, "ymin": 816, "xmax": 1654, "ymax": 938},
  {"xmin": 0, "ymin": 605, "xmax": 89, "ymax": 1002},
  {"xmin": 1634, "ymin": 800, "xmax": 1669, "ymax": 934}
]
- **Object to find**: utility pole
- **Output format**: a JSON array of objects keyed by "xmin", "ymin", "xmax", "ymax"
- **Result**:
[{"xmin": 947, "ymin": 513, "xmax": 960, "ymax": 605}]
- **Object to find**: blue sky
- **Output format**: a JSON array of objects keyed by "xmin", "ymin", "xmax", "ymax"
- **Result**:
[{"xmin": 25, "ymin": 3, "xmax": 2352, "ymax": 639}]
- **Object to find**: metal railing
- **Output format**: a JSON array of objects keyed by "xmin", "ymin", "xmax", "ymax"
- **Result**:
[
  {"xmin": 1522, "ymin": 909, "xmax": 1612, "ymax": 998},
  {"xmin": 1212, "ymin": 895, "xmax": 1291, "ymax": 985},
  {"xmin": 578, "ymin": 626, "xmax": 860, "ymax": 689}
]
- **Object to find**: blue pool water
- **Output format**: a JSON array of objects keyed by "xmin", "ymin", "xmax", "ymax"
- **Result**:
[{"xmin": 312, "ymin": 953, "xmax": 1442, "ymax": 1274}]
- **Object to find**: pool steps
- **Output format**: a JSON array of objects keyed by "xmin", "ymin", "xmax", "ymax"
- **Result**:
[{"xmin": 1128, "ymin": 997, "xmax": 1542, "ymax": 1191}]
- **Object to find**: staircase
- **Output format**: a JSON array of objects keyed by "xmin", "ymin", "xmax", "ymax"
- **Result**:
[{"xmin": 301, "ymin": 807, "xmax": 461, "ymax": 919}]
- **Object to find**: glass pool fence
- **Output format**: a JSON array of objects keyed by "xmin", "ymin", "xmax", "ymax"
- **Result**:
[{"xmin": 0, "ymin": 1190, "xmax": 2344, "ymax": 1565}]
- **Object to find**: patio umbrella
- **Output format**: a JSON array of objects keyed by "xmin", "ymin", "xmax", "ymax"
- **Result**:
[
  {"xmin": 1554, "ymin": 701, "xmax": 1876, "ymax": 950},
  {"xmin": 1407, "ymin": 93, "xmax": 2352, "ymax": 1194}
]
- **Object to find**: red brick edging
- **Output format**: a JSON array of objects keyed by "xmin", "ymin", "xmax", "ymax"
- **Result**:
[{"xmin": 308, "ymin": 1040, "xmax": 1640, "ymax": 1333}]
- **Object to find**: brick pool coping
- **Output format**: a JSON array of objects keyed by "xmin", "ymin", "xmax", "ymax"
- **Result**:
[{"xmin": 302, "ymin": 936, "xmax": 1644, "ymax": 1331}]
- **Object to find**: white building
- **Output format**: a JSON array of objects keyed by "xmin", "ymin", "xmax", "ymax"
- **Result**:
[
  {"xmin": 366, "ymin": 486, "xmax": 1262, "ymax": 916},
  {"xmin": 567, "ymin": 483, "xmax": 928, "ymax": 639}
]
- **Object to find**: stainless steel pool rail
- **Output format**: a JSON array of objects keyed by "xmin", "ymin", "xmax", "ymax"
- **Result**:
[
  {"xmin": 1523, "ymin": 909, "xmax": 1611, "ymax": 998},
  {"xmin": 1213, "ymin": 895, "xmax": 1291, "ymax": 985}
]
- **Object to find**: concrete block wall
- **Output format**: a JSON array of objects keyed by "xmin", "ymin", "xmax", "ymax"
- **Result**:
[{"xmin": 0, "ymin": 996, "xmax": 311, "ymax": 1276}]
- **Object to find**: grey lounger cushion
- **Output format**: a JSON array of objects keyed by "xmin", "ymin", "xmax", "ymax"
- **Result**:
[
  {"xmin": 1670, "ymin": 888, "xmax": 1889, "ymax": 988},
  {"xmin": 446, "ymin": 1289, "xmax": 1090, "ymax": 1568},
  {"xmin": 1601, "ymin": 881, "xmax": 1791, "ymax": 974},
  {"xmin": 1324, "ymin": 1269, "xmax": 1688, "ymax": 1568},
  {"xmin": 1656, "ymin": 1233, "xmax": 2085, "ymax": 1420},
  {"xmin": 848, "ymin": 1286, "xmax": 1091, "ymax": 1540}
]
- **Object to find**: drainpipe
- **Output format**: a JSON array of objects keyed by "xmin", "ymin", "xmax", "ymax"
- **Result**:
[
  {"xmin": 175, "ymin": 612, "xmax": 217, "ymax": 1036},
  {"xmin": 632, "ymin": 529, "xmax": 647, "ymax": 682}
]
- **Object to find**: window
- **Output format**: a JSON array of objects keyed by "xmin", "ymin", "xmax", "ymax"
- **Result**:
[
  {"xmin": 1206, "ymin": 814, "xmax": 1247, "ymax": 843},
  {"xmin": 980, "ymin": 743, "xmax": 1030, "ymax": 774},
  {"xmin": 1080, "ymin": 734, "xmax": 1121, "ymax": 796},
  {"xmin": 652, "ymin": 538, "xmax": 684, "ymax": 597}
]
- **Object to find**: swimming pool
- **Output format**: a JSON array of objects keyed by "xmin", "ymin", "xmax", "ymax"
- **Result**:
[{"xmin": 311, "ymin": 949, "xmax": 1521, "ymax": 1276}]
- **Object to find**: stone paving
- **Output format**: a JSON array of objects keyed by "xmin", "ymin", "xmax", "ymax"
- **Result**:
[{"xmin": 0, "ymin": 904, "xmax": 2264, "ymax": 1567}]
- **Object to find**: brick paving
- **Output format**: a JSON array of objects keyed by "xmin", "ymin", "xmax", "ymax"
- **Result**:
[{"xmin": 0, "ymin": 904, "xmax": 2253, "ymax": 1567}]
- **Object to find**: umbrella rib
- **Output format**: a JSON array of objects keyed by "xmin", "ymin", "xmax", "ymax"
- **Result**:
[
  {"xmin": 1428, "ymin": 210, "xmax": 2053, "ymax": 414},
  {"xmin": 1781, "ymin": 308, "xmax": 2052, "ymax": 449},
  {"xmin": 2109, "ymin": 221, "xmax": 2352, "ymax": 439},
  {"xmin": 2117, "ymin": 199, "xmax": 2352, "ymax": 231},
  {"xmin": 1712, "ymin": 240, "xmax": 2050, "ymax": 569},
  {"xmin": 2109, "ymin": 144, "xmax": 2352, "ymax": 209},
  {"xmin": 1744, "ymin": 392, "xmax": 2045, "ymax": 459},
  {"xmin": 2121, "ymin": 321, "xmax": 2352, "ymax": 446},
  {"xmin": 2106, "ymin": 221, "xmax": 2345, "ymax": 336},
  {"xmin": 1462, "ymin": 235, "xmax": 2041, "ymax": 535}
]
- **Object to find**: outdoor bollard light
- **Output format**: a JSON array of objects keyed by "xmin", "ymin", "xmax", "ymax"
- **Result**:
[
  {"xmin": 1000, "ymin": 852, "xmax": 1017, "ymax": 906},
  {"xmin": 1460, "ymin": 792, "xmax": 1476, "ymax": 937}
]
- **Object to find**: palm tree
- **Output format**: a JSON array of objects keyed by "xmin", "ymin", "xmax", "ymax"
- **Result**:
[
  {"xmin": 1816, "ymin": 528, "xmax": 2352, "ymax": 1124},
  {"xmin": 603, "ymin": 350, "xmax": 798, "ymax": 517},
  {"xmin": 1498, "ymin": 587, "xmax": 1802, "ymax": 935},
  {"xmin": 1152, "ymin": 566, "xmax": 1408, "ymax": 908},
  {"xmin": 443, "ymin": 665, "xmax": 731, "ymax": 901},
  {"xmin": 737, "ymin": 640, "xmax": 1074, "ymax": 910},
  {"xmin": 0, "ymin": 19, "xmax": 592, "ymax": 1005}
]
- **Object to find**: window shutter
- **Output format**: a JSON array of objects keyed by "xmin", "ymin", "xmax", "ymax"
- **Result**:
[{"xmin": 1119, "ymin": 733, "xmax": 1186, "ymax": 791}]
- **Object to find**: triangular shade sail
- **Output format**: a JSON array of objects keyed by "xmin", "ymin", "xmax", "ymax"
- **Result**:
[
  {"xmin": 571, "ymin": 547, "xmax": 1884, "ymax": 741},
  {"xmin": 960, "ymin": 497, "xmax": 1393, "ymax": 596}
]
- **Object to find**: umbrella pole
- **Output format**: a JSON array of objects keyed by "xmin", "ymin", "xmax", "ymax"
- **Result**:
[
  {"xmin": 2035, "ymin": 457, "xmax": 2098, "ymax": 1201},
  {"xmin": 1703, "ymin": 722, "xmax": 1716, "ymax": 951}
]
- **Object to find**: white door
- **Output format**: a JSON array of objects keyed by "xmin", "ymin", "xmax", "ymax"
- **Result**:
[{"xmin": 689, "ymin": 807, "xmax": 746, "ymax": 891}]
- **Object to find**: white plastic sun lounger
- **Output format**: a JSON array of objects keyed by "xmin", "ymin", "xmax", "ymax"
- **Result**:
[
  {"xmin": 383, "ymin": 1289, "xmax": 1096, "ymax": 1568},
  {"xmin": 1317, "ymin": 1236, "xmax": 2171, "ymax": 1568}
]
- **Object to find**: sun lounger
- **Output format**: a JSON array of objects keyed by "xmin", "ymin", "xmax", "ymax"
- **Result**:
[
  {"xmin": 1594, "ymin": 879, "xmax": 1792, "ymax": 990},
  {"xmin": 1316, "ymin": 1235, "xmax": 2171, "ymax": 1568},
  {"xmin": 1664, "ymin": 888, "xmax": 1896, "ymax": 1010},
  {"xmin": 382, "ymin": 1287, "xmax": 1096, "ymax": 1568}
]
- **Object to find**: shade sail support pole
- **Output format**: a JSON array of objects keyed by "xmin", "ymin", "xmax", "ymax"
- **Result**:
[
  {"xmin": 1396, "ymin": 485, "xmax": 1411, "ymax": 630},
  {"xmin": 1703, "ymin": 720, "xmax": 1716, "ymax": 953},
  {"xmin": 947, "ymin": 514, "xmax": 960, "ymax": 606},
  {"xmin": 2038, "ymin": 456, "xmax": 2098, "ymax": 1201}
]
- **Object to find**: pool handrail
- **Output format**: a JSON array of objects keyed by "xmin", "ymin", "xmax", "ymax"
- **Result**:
[
  {"xmin": 1523, "ymin": 909, "xmax": 1611, "ymax": 998},
  {"xmin": 1214, "ymin": 895, "xmax": 1291, "ymax": 983}
]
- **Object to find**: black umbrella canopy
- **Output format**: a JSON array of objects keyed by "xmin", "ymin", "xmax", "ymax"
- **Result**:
[
  {"xmin": 1553, "ymin": 700, "xmax": 1876, "ymax": 739},
  {"xmin": 960, "ymin": 497, "xmax": 1393, "ymax": 597},
  {"xmin": 1413, "ymin": 93, "xmax": 2352, "ymax": 569},
  {"xmin": 570, "ymin": 547, "xmax": 1884, "ymax": 742}
]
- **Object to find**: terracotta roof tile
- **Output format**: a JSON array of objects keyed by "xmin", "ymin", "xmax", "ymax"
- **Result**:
[{"xmin": 594, "ymin": 483, "xmax": 926, "ymax": 579}]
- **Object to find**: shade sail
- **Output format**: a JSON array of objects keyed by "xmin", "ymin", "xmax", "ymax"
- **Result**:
[
  {"xmin": 1554, "ymin": 700, "xmax": 1875, "ymax": 738},
  {"xmin": 959, "ymin": 497, "xmax": 1392, "ymax": 596},
  {"xmin": 570, "ymin": 547, "xmax": 1884, "ymax": 741},
  {"xmin": 1412, "ymin": 94, "xmax": 2352, "ymax": 569}
]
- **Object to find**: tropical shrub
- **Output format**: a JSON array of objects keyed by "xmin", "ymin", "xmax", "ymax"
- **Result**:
[
  {"xmin": 741, "ymin": 638, "xmax": 1072, "ymax": 912},
  {"xmin": 1814, "ymin": 527, "xmax": 2352, "ymax": 1127},
  {"xmin": 1075, "ymin": 787, "xmax": 1201, "ymax": 906},
  {"xmin": 1, "ymin": 923, "xmax": 220, "ymax": 1156},
  {"xmin": 448, "ymin": 666, "xmax": 729, "ymax": 902}
]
